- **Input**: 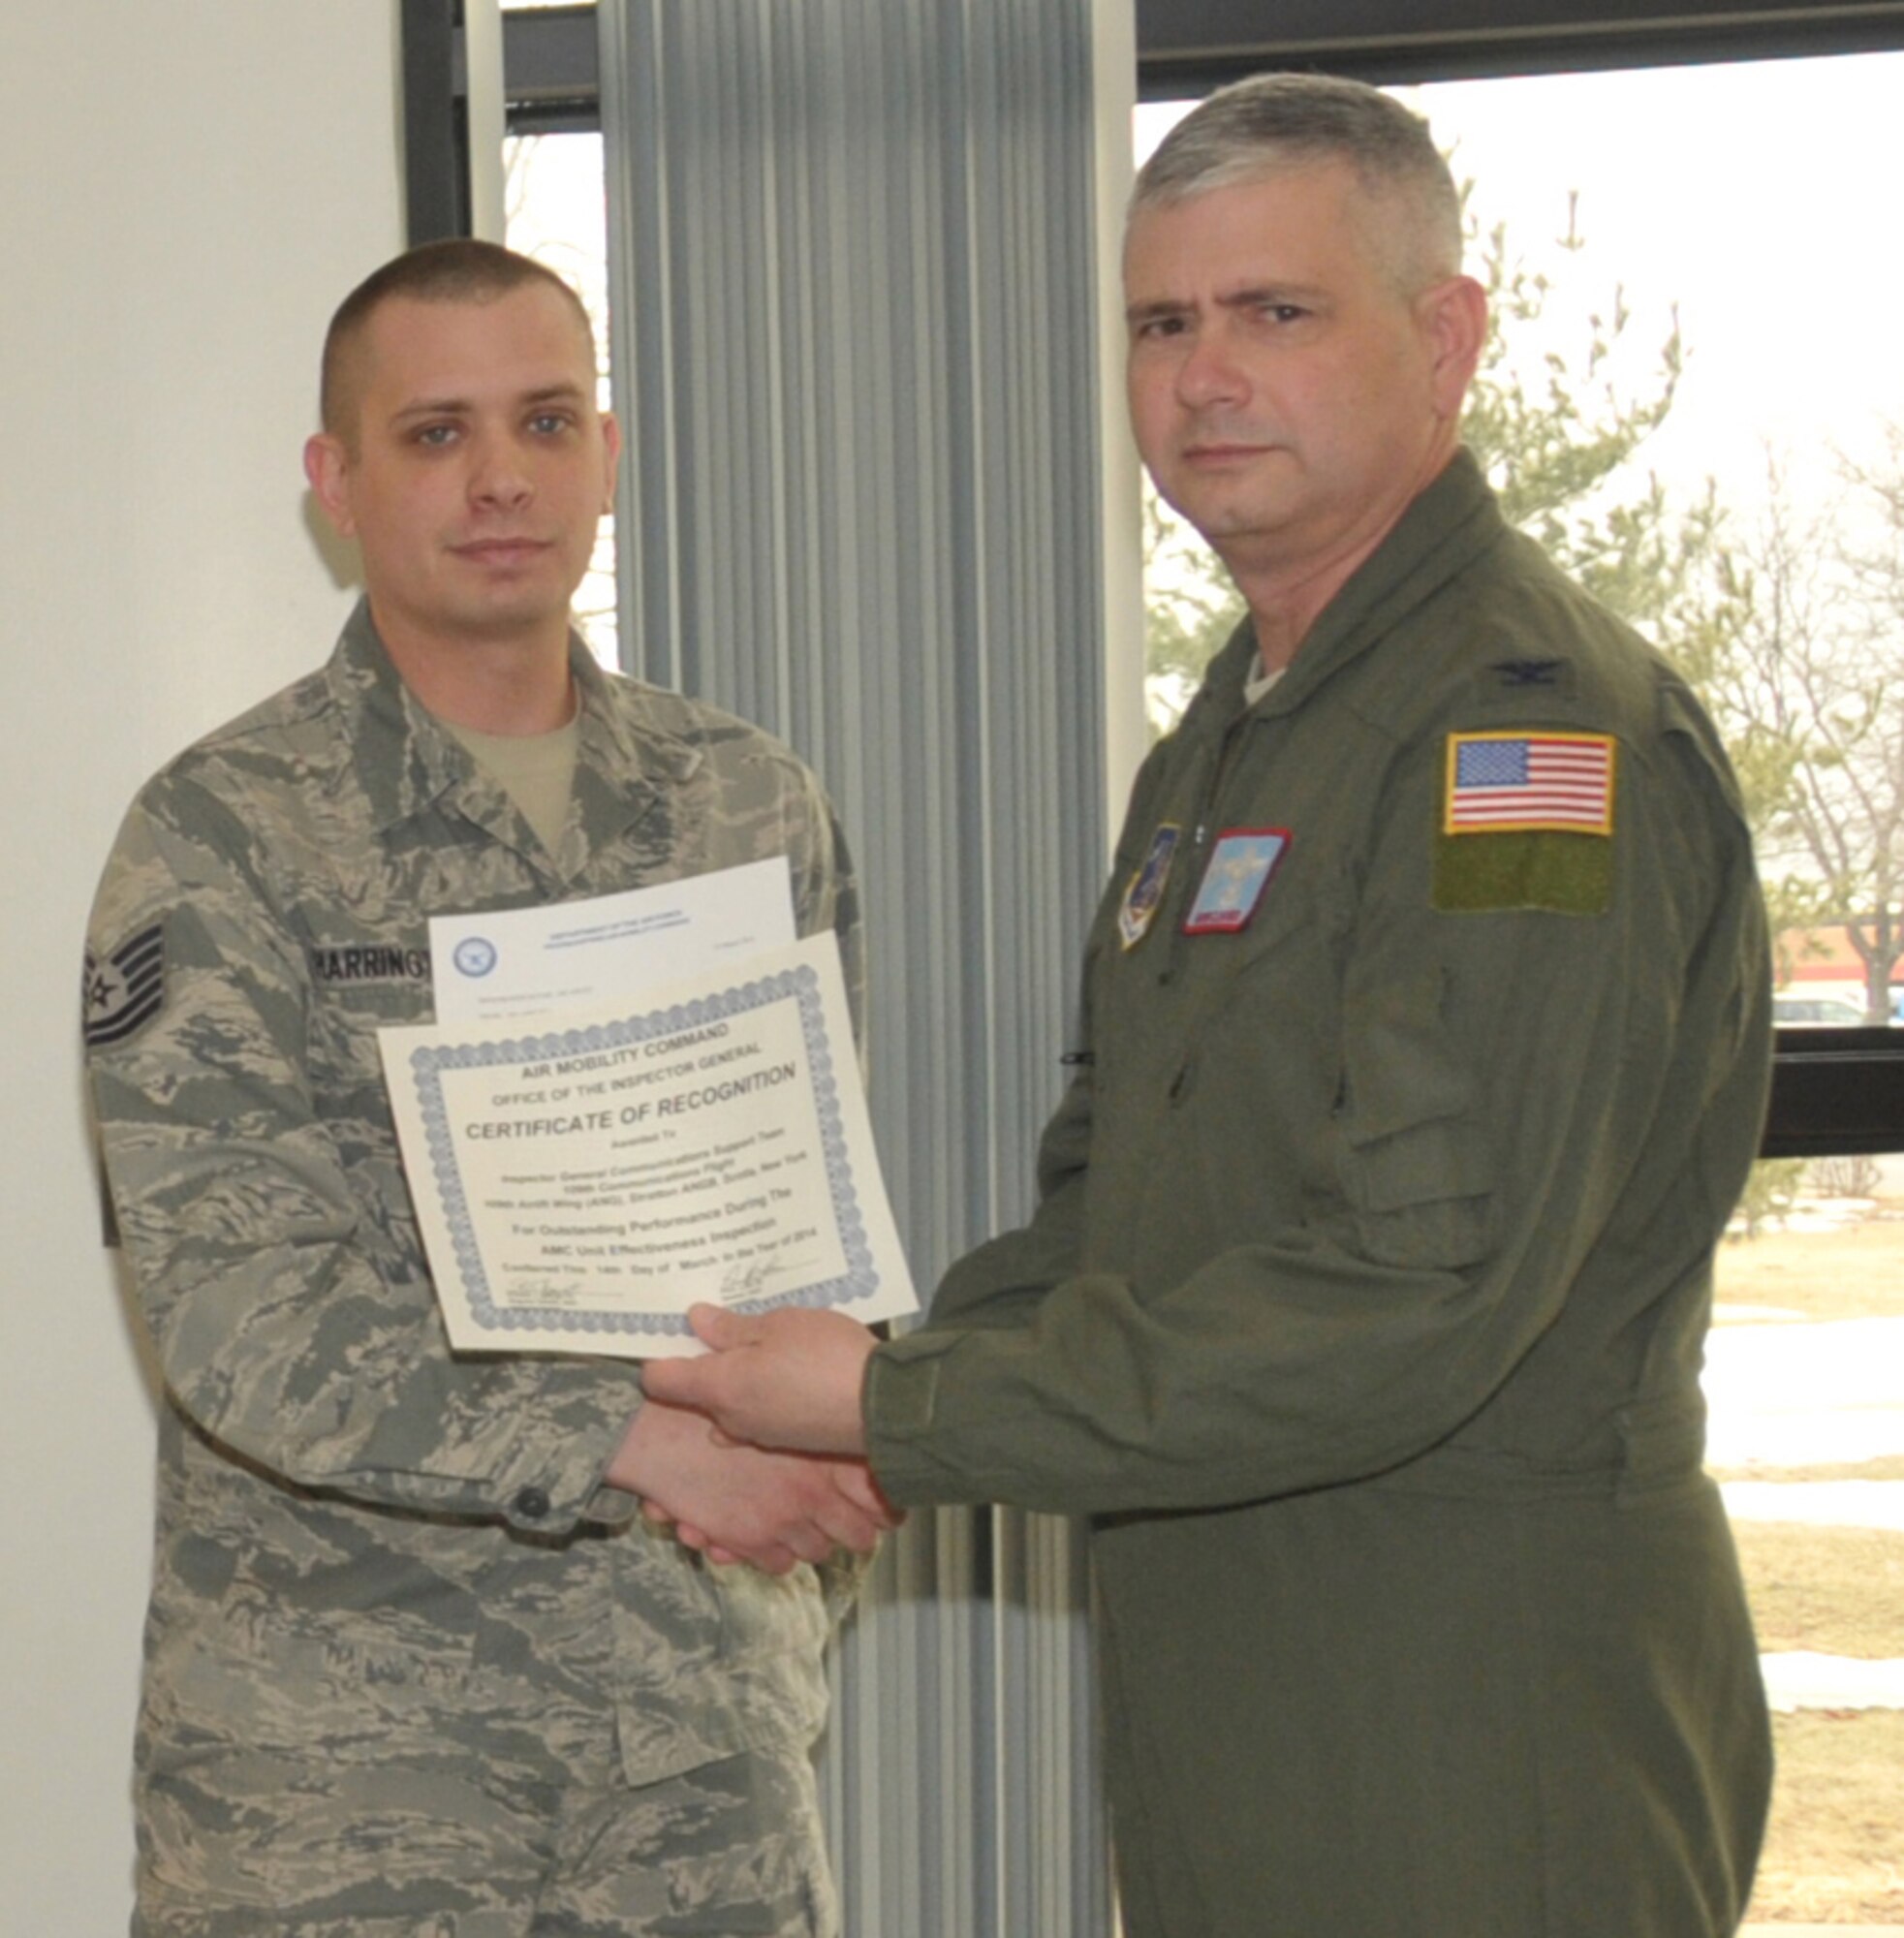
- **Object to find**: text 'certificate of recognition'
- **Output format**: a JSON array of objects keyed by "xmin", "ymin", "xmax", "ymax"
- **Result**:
[{"xmin": 380, "ymin": 933, "xmax": 916, "ymax": 1358}]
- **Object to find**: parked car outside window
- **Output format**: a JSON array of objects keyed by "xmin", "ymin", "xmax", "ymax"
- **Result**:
[{"xmin": 1773, "ymin": 993, "xmax": 1882, "ymax": 1027}]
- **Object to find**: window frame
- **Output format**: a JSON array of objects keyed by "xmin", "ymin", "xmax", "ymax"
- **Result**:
[
  {"xmin": 480, "ymin": 1, "xmax": 1904, "ymax": 113},
  {"xmin": 1133, "ymin": 0, "xmax": 1904, "ymax": 94}
]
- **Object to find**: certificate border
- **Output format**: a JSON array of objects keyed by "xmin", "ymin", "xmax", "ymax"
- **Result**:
[{"xmin": 408, "ymin": 964, "xmax": 875, "ymax": 1343}]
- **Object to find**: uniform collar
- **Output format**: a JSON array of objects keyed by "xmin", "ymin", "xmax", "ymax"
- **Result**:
[
  {"xmin": 323, "ymin": 598, "xmax": 702, "ymax": 845},
  {"xmin": 568, "ymin": 643, "xmax": 702, "ymax": 855},
  {"xmin": 1187, "ymin": 448, "xmax": 1508, "ymax": 734}
]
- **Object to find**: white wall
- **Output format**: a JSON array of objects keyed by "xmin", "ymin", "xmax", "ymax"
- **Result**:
[{"xmin": 0, "ymin": 5, "xmax": 402, "ymax": 1924}]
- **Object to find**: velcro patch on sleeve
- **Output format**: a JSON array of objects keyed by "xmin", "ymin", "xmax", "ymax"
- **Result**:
[
  {"xmin": 1434, "ymin": 731, "xmax": 1616, "ymax": 915},
  {"xmin": 1433, "ymin": 828, "xmax": 1613, "ymax": 915}
]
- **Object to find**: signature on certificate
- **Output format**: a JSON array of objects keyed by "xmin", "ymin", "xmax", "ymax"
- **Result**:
[{"xmin": 717, "ymin": 1249, "xmax": 821, "ymax": 1304}]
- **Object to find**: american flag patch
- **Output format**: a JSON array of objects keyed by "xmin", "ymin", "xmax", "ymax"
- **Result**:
[{"xmin": 1444, "ymin": 732, "xmax": 1615, "ymax": 835}]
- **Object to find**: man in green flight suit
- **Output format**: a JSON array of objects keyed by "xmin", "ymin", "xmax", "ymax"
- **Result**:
[
  {"xmin": 651, "ymin": 75, "xmax": 1775, "ymax": 1937},
  {"xmin": 83, "ymin": 241, "xmax": 894, "ymax": 1936}
]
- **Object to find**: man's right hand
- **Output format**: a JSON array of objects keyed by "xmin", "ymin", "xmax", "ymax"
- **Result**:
[{"xmin": 605, "ymin": 1398, "xmax": 899, "ymax": 1576}]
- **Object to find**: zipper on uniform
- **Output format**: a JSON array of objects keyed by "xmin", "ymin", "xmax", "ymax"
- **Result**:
[{"xmin": 1161, "ymin": 707, "xmax": 1254, "ymax": 985}]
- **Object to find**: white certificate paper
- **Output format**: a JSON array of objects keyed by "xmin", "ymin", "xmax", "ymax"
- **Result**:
[
  {"xmin": 380, "ymin": 933, "xmax": 916, "ymax": 1358},
  {"xmin": 429, "ymin": 857, "xmax": 796, "ymax": 1024}
]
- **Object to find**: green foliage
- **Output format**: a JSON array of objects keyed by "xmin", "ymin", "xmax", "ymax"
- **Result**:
[
  {"xmin": 1461, "ymin": 196, "xmax": 1678, "ymax": 533},
  {"xmin": 1143, "ymin": 491, "xmax": 1245, "ymax": 705},
  {"xmin": 1730, "ymin": 1159, "xmax": 1807, "ymax": 1241}
]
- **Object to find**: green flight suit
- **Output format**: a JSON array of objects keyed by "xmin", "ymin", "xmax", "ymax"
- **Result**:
[
  {"xmin": 865, "ymin": 452, "xmax": 1774, "ymax": 1937},
  {"xmin": 85, "ymin": 604, "xmax": 859, "ymax": 1935}
]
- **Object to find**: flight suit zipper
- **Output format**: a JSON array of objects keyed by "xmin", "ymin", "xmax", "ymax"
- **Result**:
[{"xmin": 1157, "ymin": 703, "xmax": 1256, "ymax": 988}]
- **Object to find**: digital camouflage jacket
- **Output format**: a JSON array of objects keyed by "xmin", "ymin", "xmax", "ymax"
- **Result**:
[{"xmin": 86, "ymin": 603, "xmax": 862, "ymax": 1811}]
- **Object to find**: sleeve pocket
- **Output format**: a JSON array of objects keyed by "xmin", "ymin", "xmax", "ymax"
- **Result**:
[{"xmin": 1337, "ymin": 966, "xmax": 1497, "ymax": 1269}]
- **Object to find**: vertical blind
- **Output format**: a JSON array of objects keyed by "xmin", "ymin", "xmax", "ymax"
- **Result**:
[{"xmin": 595, "ymin": 3, "xmax": 1117, "ymax": 1931}]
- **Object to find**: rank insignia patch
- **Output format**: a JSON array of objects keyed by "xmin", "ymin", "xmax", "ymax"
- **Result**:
[
  {"xmin": 83, "ymin": 922, "xmax": 166, "ymax": 1047},
  {"xmin": 1183, "ymin": 828, "xmax": 1290, "ymax": 936},
  {"xmin": 1119, "ymin": 824, "xmax": 1181, "ymax": 950},
  {"xmin": 1444, "ymin": 731, "xmax": 1615, "ymax": 835},
  {"xmin": 1487, "ymin": 658, "xmax": 1569, "ymax": 692}
]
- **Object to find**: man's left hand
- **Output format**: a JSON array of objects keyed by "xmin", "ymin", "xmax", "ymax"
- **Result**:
[{"xmin": 644, "ymin": 1304, "xmax": 877, "ymax": 1454}]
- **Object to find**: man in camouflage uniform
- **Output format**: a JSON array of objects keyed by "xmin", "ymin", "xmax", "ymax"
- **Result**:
[{"xmin": 83, "ymin": 241, "xmax": 890, "ymax": 1937}]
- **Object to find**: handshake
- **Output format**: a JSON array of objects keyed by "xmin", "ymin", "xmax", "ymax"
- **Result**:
[{"xmin": 607, "ymin": 1306, "xmax": 899, "ymax": 1576}]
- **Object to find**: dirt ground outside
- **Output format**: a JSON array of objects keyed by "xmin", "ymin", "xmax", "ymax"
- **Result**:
[{"xmin": 1711, "ymin": 1168, "xmax": 1904, "ymax": 1924}]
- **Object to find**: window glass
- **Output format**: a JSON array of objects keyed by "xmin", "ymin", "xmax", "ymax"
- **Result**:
[
  {"xmin": 1708, "ymin": 1151, "xmax": 1904, "ymax": 1924},
  {"xmin": 1139, "ymin": 59, "xmax": 1904, "ymax": 1925},
  {"xmin": 498, "ymin": 59, "xmax": 1903, "ymax": 1914},
  {"xmin": 493, "ymin": 24, "xmax": 1900, "ymax": 1923},
  {"xmin": 504, "ymin": 129, "xmax": 618, "ymax": 669}
]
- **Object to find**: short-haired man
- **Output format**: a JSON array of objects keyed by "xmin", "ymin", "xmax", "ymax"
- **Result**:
[
  {"xmin": 652, "ymin": 76, "xmax": 1774, "ymax": 1936},
  {"xmin": 84, "ymin": 240, "xmax": 890, "ymax": 1936}
]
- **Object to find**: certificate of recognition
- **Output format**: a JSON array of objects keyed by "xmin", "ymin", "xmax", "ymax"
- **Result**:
[{"xmin": 379, "ymin": 932, "xmax": 917, "ymax": 1358}]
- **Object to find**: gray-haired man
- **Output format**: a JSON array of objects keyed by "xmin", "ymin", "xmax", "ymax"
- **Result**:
[{"xmin": 654, "ymin": 75, "xmax": 1774, "ymax": 1937}]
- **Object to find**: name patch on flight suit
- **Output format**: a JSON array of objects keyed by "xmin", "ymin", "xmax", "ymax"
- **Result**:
[
  {"xmin": 1118, "ymin": 824, "xmax": 1181, "ymax": 950},
  {"xmin": 83, "ymin": 922, "xmax": 166, "ymax": 1047},
  {"xmin": 1434, "ymin": 730, "xmax": 1616, "ymax": 915},
  {"xmin": 1183, "ymin": 828, "xmax": 1290, "ymax": 935}
]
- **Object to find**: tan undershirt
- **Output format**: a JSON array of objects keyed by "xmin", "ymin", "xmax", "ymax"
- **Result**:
[{"xmin": 444, "ymin": 713, "xmax": 581, "ymax": 857}]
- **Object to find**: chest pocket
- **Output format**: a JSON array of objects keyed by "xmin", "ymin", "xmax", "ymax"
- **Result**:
[
  {"xmin": 1337, "ymin": 965, "xmax": 1497, "ymax": 1271},
  {"xmin": 304, "ymin": 937, "xmax": 436, "ymax": 1101}
]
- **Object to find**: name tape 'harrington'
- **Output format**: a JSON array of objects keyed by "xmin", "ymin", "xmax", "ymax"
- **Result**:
[{"xmin": 1444, "ymin": 731, "xmax": 1615, "ymax": 836}]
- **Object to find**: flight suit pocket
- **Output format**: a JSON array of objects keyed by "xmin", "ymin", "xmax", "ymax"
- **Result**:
[{"xmin": 1337, "ymin": 968, "xmax": 1496, "ymax": 1269}]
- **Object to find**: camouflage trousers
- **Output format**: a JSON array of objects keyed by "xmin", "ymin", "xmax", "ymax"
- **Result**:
[{"xmin": 132, "ymin": 1743, "xmax": 839, "ymax": 1937}]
